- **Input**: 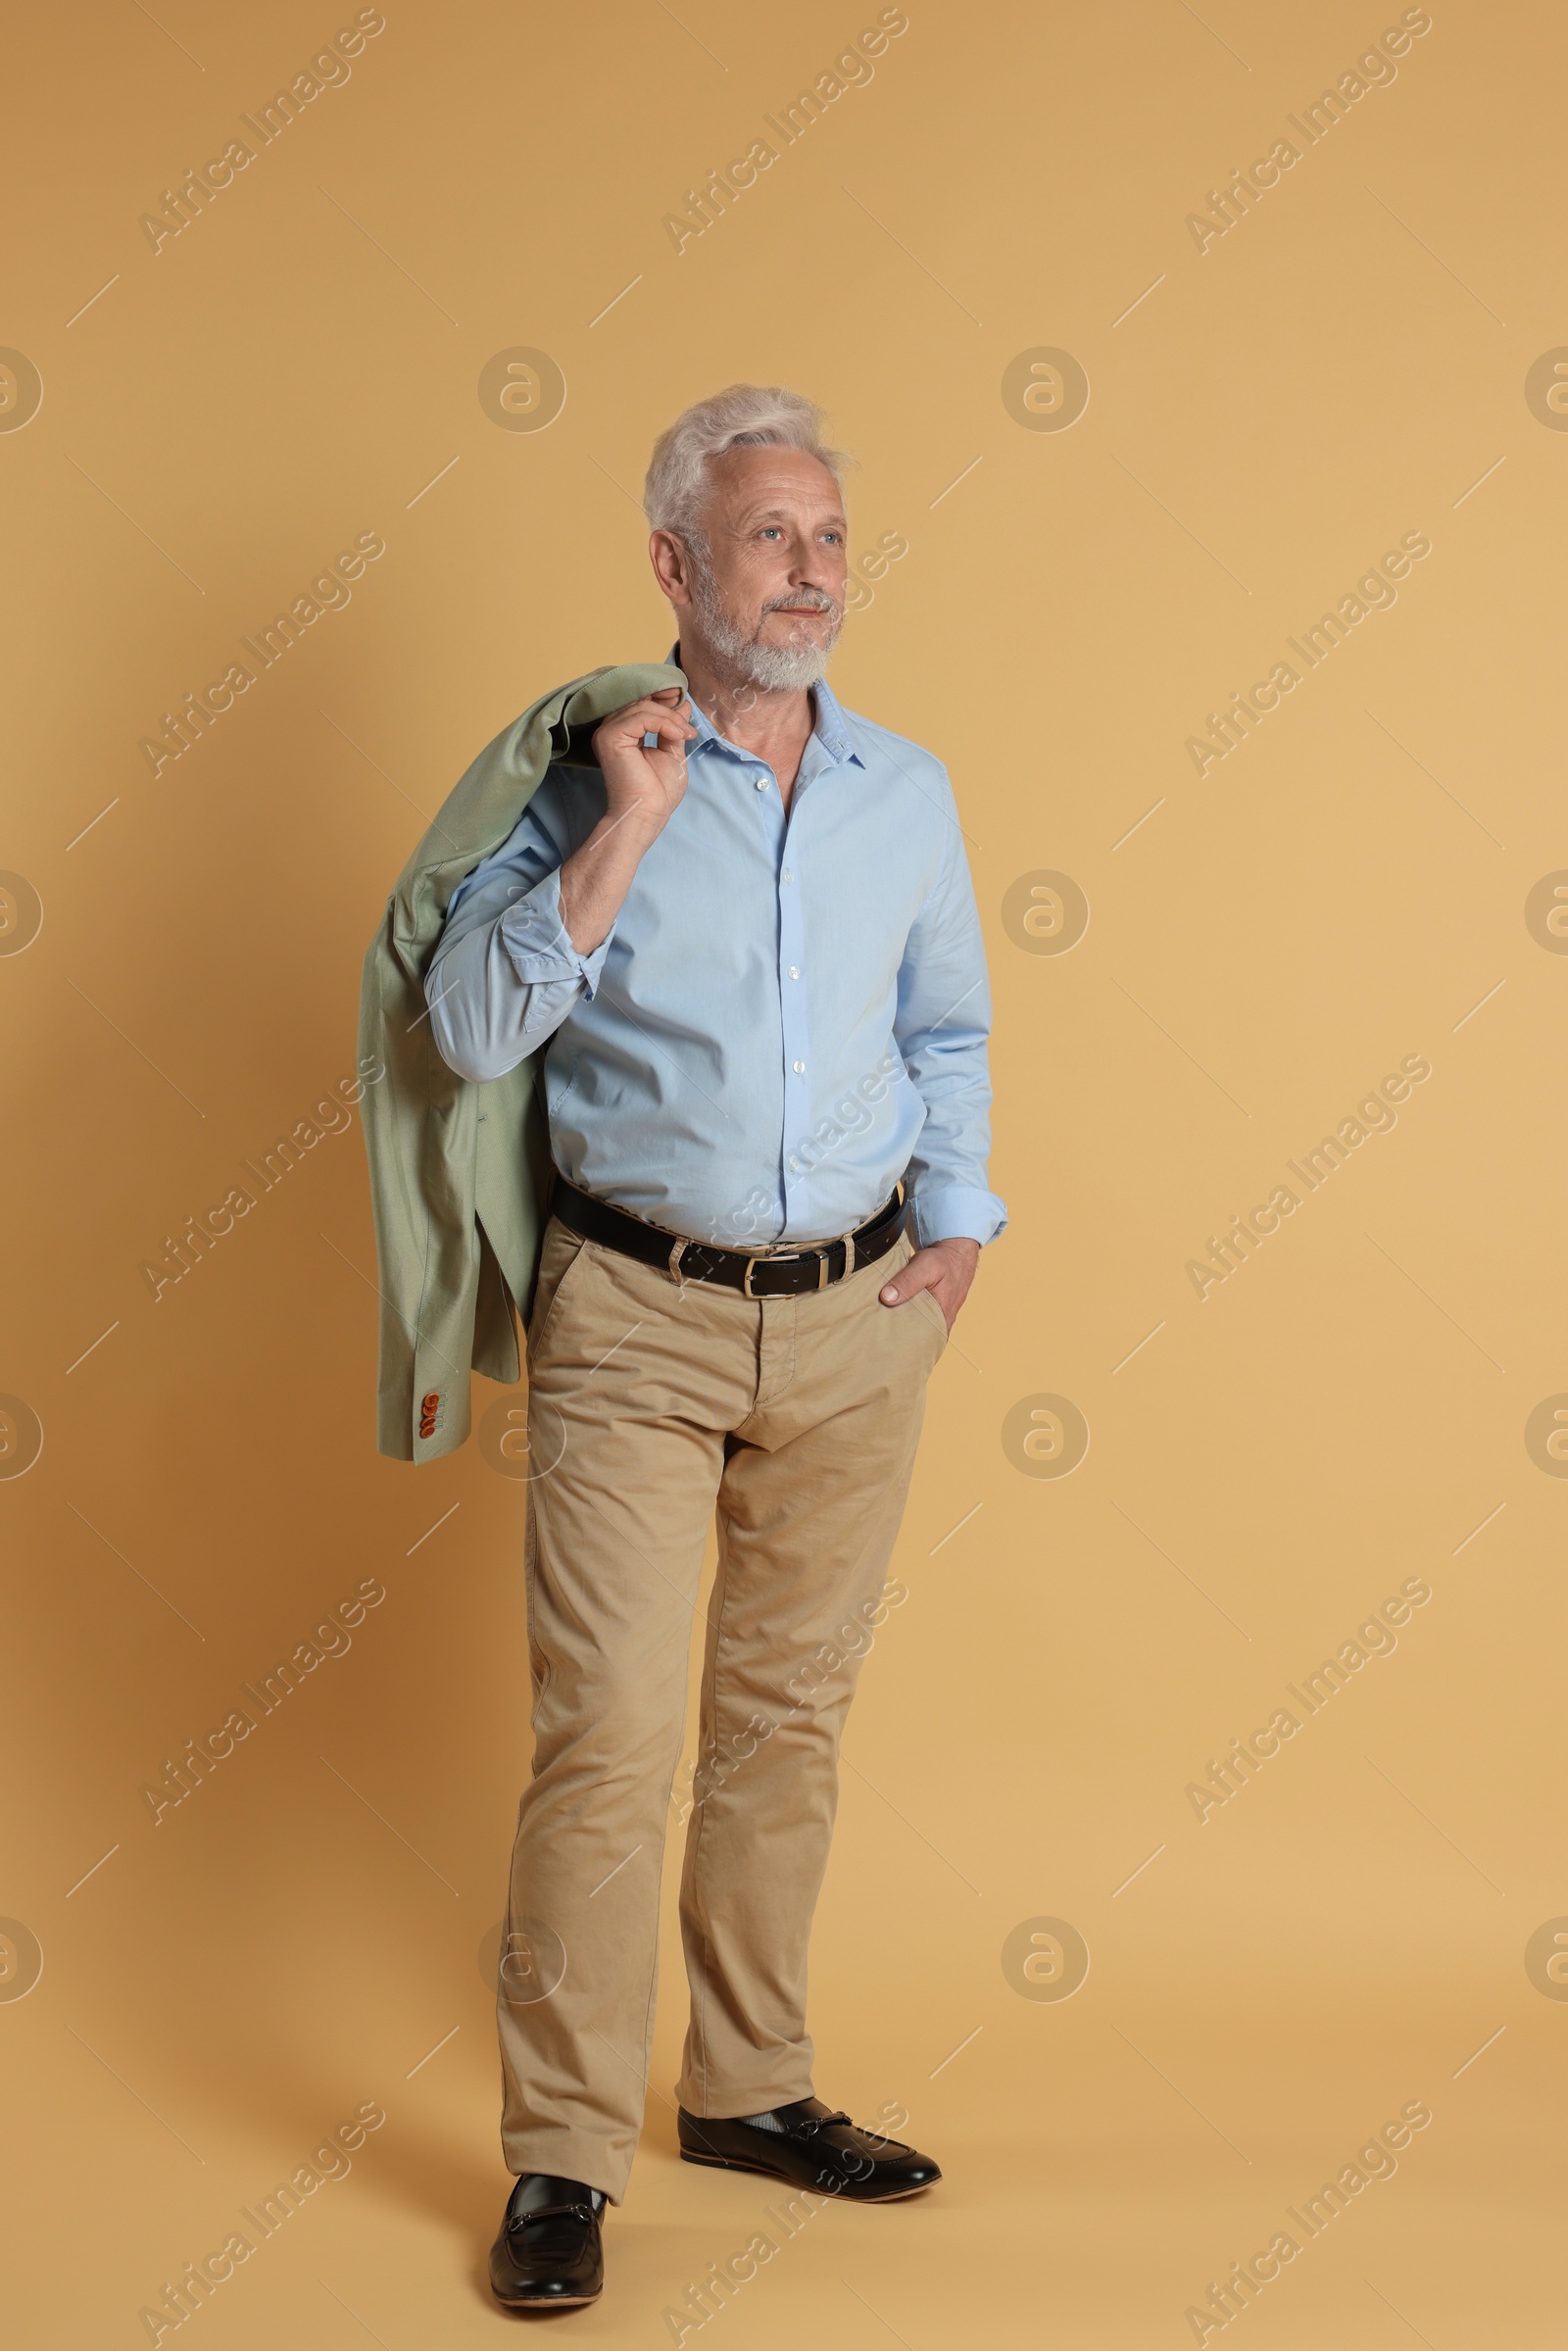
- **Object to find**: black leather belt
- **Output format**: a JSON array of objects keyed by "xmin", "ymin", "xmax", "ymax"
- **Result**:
[{"xmin": 551, "ymin": 1178, "xmax": 907, "ymax": 1298}]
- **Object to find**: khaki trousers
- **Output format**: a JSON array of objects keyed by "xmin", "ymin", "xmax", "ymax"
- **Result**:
[{"xmin": 496, "ymin": 1213, "xmax": 947, "ymax": 2201}]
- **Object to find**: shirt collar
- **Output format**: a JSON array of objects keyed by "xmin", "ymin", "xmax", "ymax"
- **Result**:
[{"xmin": 665, "ymin": 645, "xmax": 863, "ymax": 770}]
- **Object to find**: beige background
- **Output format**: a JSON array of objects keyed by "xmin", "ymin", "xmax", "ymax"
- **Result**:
[{"xmin": 3, "ymin": 0, "xmax": 1564, "ymax": 2342}]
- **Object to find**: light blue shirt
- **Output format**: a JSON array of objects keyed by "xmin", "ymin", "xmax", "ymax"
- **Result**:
[{"xmin": 425, "ymin": 668, "xmax": 1005, "ymax": 1251}]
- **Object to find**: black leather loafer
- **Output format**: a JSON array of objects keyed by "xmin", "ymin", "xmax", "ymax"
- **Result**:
[
  {"xmin": 488, "ymin": 2172, "xmax": 606, "ymax": 2308},
  {"xmin": 677, "ymin": 2096, "xmax": 941, "ymax": 2201}
]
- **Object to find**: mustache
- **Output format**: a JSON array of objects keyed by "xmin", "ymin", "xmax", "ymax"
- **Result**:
[{"xmin": 760, "ymin": 588, "xmax": 839, "ymax": 621}]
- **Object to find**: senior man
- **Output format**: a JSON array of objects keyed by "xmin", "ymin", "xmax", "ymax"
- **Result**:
[{"xmin": 423, "ymin": 385, "xmax": 1004, "ymax": 2309}]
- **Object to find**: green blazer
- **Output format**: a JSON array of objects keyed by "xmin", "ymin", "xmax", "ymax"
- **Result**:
[{"xmin": 356, "ymin": 661, "xmax": 684, "ymax": 1461}]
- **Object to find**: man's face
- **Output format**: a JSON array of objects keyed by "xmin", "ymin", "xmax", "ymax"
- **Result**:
[{"xmin": 675, "ymin": 446, "xmax": 849, "ymax": 690}]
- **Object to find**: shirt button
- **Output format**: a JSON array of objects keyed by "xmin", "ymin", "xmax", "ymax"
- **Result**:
[
  {"xmin": 787, "ymin": 965, "xmax": 800, "ymax": 980},
  {"xmin": 792, "ymin": 1059, "xmax": 805, "ymax": 1074},
  {"xmin": 781, "ymin": 868, "xmax": 793, "ymax": 883},
  {"xmin": 789, "ymin": 1156, "xmax": 800, "ymax": 1171},
  {"xmin": 754, "ymin": 776, "xmax": 768, "ymax": 791}
]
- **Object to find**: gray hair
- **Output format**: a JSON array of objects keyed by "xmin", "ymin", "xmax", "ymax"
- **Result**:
[{"xmin": 643, "ymin": 383, "xmax": 850, "ymax": 542}]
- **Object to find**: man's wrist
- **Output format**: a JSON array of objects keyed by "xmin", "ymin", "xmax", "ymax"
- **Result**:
[
  {"xmin": 559, "ymin": 811, "xmax": 662, "ymax": 954},
  {"xmin": 592, "ymin": 800, "xmax": 665, "ymax": 854}
]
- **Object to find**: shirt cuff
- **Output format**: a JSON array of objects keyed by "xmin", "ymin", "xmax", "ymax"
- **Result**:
[
  {"xmin": 909, "ymin": 1184, "xmax": 1008, "ymax": 1249},
  {"xmin": 499, "ymin": 866, "xmax": 614, "ymax": 996}
]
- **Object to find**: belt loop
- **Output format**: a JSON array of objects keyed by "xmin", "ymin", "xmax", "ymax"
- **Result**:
[
  {"xmin": 841, "ymin": 1229, "xmax": 856, "ymax": 1281},
  {"xmin": 668, "ymin": 1237, "xmax": 687, "ymax": 1284}
]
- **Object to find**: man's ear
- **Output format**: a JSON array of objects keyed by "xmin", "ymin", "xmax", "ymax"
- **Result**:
[{"xmin": 649, "ymin": 527, "xmax": 698, "ymax": 607}]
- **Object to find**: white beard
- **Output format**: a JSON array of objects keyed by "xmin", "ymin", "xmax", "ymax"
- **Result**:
[{"xmin": 692, "ymin": 563, "xmax": 842, "ymax": 691}]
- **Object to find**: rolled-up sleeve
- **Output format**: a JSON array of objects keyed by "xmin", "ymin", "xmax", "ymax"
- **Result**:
[
  {"xmin": 424, "ymin": 786, "xmax": 612, "ymax": 1084},
  {"xmin": 894, "ymin": 809, "xmax": 1008, "ymax": 1249}
]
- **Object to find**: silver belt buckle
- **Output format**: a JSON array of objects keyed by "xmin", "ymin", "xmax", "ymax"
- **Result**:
[{"xmin": 742, "ymin": 1244, "xmax": 834, "ymax": 1298}]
